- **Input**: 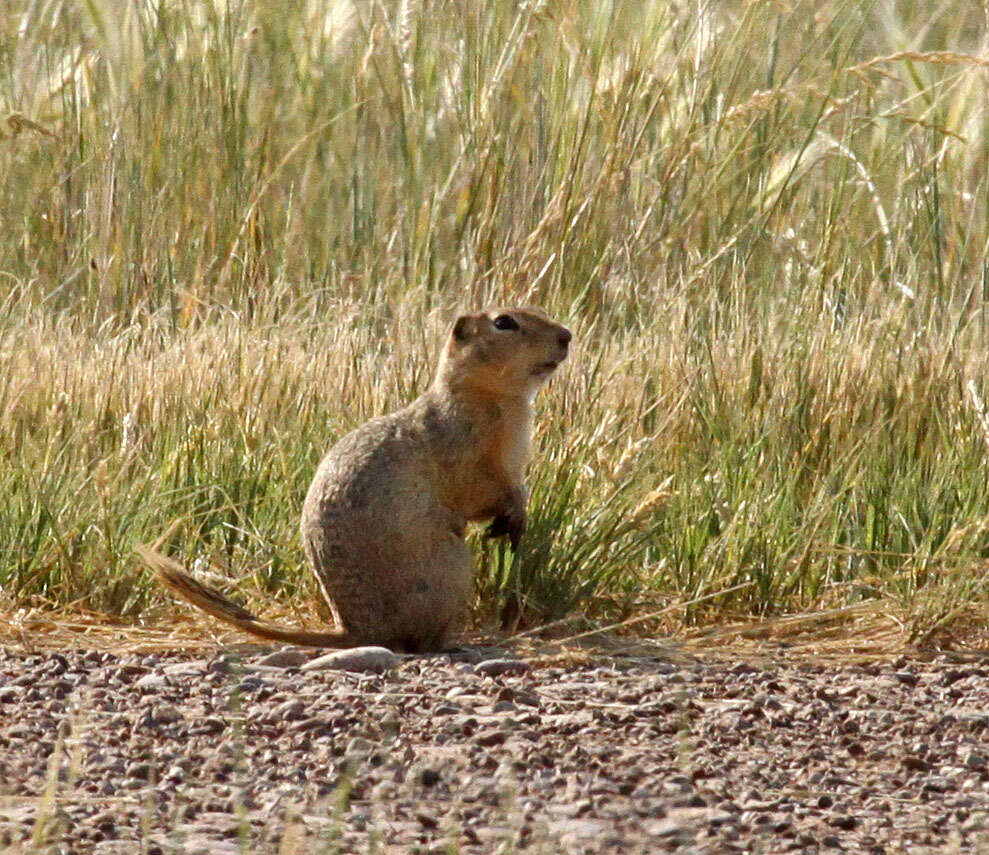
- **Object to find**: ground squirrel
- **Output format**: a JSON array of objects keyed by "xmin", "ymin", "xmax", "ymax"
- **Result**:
[{"xmin": 138, "ymin": 307, "xmax": 571, "ymax": 652}]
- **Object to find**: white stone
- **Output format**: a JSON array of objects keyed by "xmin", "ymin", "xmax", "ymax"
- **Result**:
[
  {"xmin": 254, "ymin": 648, "xmax": 310, "ymax": 668},
  {"xmin": 300, "ymin": 646, "xmax": 398, "ymax": 673}
]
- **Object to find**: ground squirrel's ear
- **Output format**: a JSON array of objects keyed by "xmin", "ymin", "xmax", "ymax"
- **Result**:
[{"xmin": 452, "ymin": 314, "xmax": 475, "ymax": 341}]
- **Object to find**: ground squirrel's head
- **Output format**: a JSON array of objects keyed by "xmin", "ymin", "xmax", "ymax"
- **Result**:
[{"xmin": 436, "ymin": 307, "xmax": 572, "ymax": 400}]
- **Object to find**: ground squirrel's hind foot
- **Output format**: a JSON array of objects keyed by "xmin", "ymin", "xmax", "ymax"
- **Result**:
[{"xmin": 135, "ymin": 546, "xmax": 357, "ymax": 648}]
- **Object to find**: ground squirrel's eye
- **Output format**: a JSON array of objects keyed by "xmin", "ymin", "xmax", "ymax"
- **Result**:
[{"xmin": 493, "ymin": 314, "xmax": 520, "ymax": 331}]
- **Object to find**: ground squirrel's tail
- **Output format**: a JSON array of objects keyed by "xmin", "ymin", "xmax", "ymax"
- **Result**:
[{"xmin": 136, "ymin": 546, "xmax": 356, "ymax": 648}]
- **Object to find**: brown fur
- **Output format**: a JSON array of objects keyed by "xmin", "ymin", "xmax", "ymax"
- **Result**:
[{"xmin": 140, "ymin": 307, "xmax": 571, "ymax": 653}]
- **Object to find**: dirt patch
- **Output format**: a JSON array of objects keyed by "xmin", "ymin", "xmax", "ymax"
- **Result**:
[{"xmin": 1, "ymin": 644, "xmax": 987, "ymax": 853}]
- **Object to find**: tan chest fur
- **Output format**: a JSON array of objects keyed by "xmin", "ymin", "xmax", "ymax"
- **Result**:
[
  {"xmin": 435, "ymin": 397, "xmax": 532, "ymax": 522},
  {"xmin": 488, "ymin": 398, "xmax": 533, "ymax": 484}
]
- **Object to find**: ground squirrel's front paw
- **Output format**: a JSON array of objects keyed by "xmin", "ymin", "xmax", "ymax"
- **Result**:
[
  {"xmin": 484, "ymin": 514, "xmax": 510, "ymax": 540},
  {"xmin": 484, "ymin": 505, "xmax": 526, "ymax": 550}
]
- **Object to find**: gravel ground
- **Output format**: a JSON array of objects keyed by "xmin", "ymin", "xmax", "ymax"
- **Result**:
[{"xmin": 1, "ymin": 643, "xmax": 988, "ymax": 854}]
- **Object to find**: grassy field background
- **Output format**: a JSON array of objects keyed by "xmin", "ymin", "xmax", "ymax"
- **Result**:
[{"xmin": 2, "ymin": 0, "xmax": 989, "ymax": 646}]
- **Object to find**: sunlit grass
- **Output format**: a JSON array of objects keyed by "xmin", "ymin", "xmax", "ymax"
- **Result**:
[{"xmin": 2, "ymin": 0, "xmax": 988, "ymax": 642}]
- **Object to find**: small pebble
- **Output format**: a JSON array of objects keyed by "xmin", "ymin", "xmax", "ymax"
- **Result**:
[{"xmin": 475, "ymin": 658, "xmax": 531, "ymax": 677}]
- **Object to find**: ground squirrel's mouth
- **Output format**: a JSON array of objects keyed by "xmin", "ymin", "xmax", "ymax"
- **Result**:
[{"xmin": 531, "ymin": 360, "xmax": 561, "ymax": 376}]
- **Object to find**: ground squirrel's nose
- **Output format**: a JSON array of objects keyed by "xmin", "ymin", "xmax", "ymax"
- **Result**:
[{"xmin": 558, "ymin": 328, "xmax": 572, "ymax": 347}]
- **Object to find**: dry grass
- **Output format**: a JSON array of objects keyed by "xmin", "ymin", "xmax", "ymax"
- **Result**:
[{"xmin": 2, "ymin": 0, "xmax": 989, "ymax": 649}]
